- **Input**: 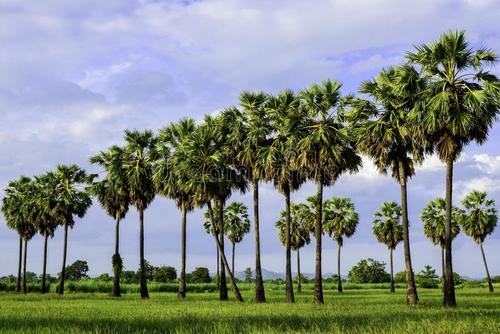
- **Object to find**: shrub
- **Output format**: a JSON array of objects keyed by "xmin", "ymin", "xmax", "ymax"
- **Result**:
[{"xmin": 348, "ymin": 259, "xmax": 390, "ymax": 283}]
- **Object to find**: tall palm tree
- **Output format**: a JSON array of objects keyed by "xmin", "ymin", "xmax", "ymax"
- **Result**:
[
  {"xmin": 31, "ymin": 173, "xmax": 60, "ymax": 293},
  {"xmin": 275, "ymin": 203, "xmax": 311, "ymax": 293},
  {"xmin": 224, "ymin": 202, "xmax": 250, "ymax": 275},
  {"xmin": 459, "ymin": 191, "xmax": 497, "ymax": 293},
  {"xmin": 296, "ymin": 80, "xmax": 361, "ymax": 303},
  {"xmin": 50, "ymin": 165, "xmax": 92, "ymax": 295},
  {"xmin": 237, "ymin": 91, "xmax": 271, "ymax": 303},
  {"xmin": 263, "ymin": 90, "xmax": 306, "ymax": 302},
  {"xmin": 323, "ymin": 197, "xmax": 359, "ymax": 293},
  {"xmin": 176, "ymin": 114, "xmax": 245, "ymax": 302},
  {"xmin": 420, "ymin": 198, "xmax": 460, "ymax": 283},
  {"xmin": 407, "ymin": 30, "xmax": 500, "ymax": 307},
  {"xmin": 351, "ymin": 65, "xmax": 427, "ymax": 305},
  {"xmin": 123, "ymin": 130, "xmax": 157, "ymax": 299},
  {"xmin": 153, "ymin": 119, "xmax": 196, "ymax": 299},
  {"xmin": 372, "ymin": 201, "xmax": 403, "ymax": 292},
  {"xmin": 1, "ymin": 176, "xmax": 36, "ymax": 293},
  {"xmin": 89, "ymin": 145, "xmax": 130, "ymax": 297}
]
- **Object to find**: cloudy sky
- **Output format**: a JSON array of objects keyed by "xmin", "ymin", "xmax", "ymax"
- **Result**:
[{"xmin": 1, "ymin": 0, "xmax": 499, "ymax": 279}]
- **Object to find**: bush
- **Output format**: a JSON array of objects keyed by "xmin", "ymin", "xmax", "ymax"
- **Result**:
[
  {"xmin": 418, "ymin": 278, "xmax": 439, "ymax": 289},
  {"xmin": 348, "ymin": 259, "xmax": 390, "ymax": 283}
]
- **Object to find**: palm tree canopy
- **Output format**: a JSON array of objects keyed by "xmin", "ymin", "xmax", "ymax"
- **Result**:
[
  {"xmin": 323, "ymin": 197, "xmax": 359, "ymax": 246},
  {"xmin": 153, "ymin": 119, "xmax": 196, "ymax": 211},
  {"xmin": 225, "ymin": 202, "xmax": 250, "ymax": 244},
  {"xmin": 296, "ymin": 80, "xmax": 361, "ymax": 185},
  {"xmin": 30, "ymin": 173, "xmax": 60, "ymax": 237},
  {"xmin": 123, "ymin": 130, "xmax": 156, "ymax": 212},
  {"xmin": 262, "ymin": 90, "xmax": 306, "ymax": 193},
  {"xmin": 420, "ymin": 198, "xmax": 461, "ymax": 247},
  {"xmin": 275, "ymin": 203, "xmax": 312, "ymax": 250},
  {"xmin": 203, "ymin": 204, "xmax": 222, "ymax": 236},
  {"xmin": 351, "ymin": 65, "xmax": 429, "ymax": 183},
  {"xmin": 459, "ymin": 191, "xmax": 497, "ymax": 244},
  {"xmin": 407, "ymin": 30, "xmax": 500, "ymax": 162},
  {"xmin": 372, "ymin": 201, "xmax": 403, "ymax": 250},
  {"xmin": 89, "ymin": 145, "xmax": 130, "ymax": 220}
]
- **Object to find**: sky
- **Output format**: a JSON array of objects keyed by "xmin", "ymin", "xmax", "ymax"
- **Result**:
[{"xmin": 1, "ymin": 0, "xmax": 500, "ymax": 279}]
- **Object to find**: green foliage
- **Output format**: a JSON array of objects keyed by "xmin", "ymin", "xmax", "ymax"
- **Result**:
[
  {"xmin": 62, "ymin": 260, "xmax": 89, "ymax": 281},
  {"xmin": 112, "ymin": 254, "xmax": 123, "ymax": 278},
  {"xmin": 243, "ymin": 268, "xmax": 253, "ymax": 283},
  {"xmin": 416, "ymin": 265, "xmax": 439, "ymax": 289},
  {"xmin": 372, "ymin": 202, "xmax": 403, "ymax": 250},
  {"xmin": 348, "ymin": 258, "xmax": 390, "ymax": 283},
  {"xmin": 420, "ymin": 198, "xmax": 461, "ymax": 247},
  {"xmin": 96, "ymin": 273, "xmax": 112, "ymax": 282},
  {"xmin": 121, "ymin": 271, "xmax": 138, "ymax": 284},
  {"xmin": 459, "ymin": 191, "xmax": 497, "ymax": 244},
  {"xmin": 394, "ymin": 271, "xmax": 407, "ymax": 283},
  {"xmin": 188, "ymin": 267, "xmax": 211, "ymax": 283},
  {"xmin": 153, "ymin": 266, "xmax": 177, "ymax": 283}
]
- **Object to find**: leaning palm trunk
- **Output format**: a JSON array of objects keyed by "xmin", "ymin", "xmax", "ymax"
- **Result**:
[
  {"xmin": 480, "ymin": 242, "xmax": 494, "ymax": 293},
  {"xmin": 337, "ymin": 242, "xmax": 342, "ymax": 293},
  {"xmin": 216, "ymin": 243, "xmax": 220, "ymax": 288},
  {"xmin": 390, "ymin": 248, "xmax": 395, "ymax": 293},
  {"xmin": 297, "ymin": 248, "xmax": 301, "ymax": 293},
  {"xmin": 139, "ymin": 208, "xmax": 149, "ymax": 299},
  {"xmin": 22, "ymin": 238, "xmax": 28, "ymax": 294},
  {"xmin": 231, "ymin": 242, "xmax": 236, "ymax": 275},
  {"xmin": 41, "ymin": 232, "xmax": 49, "ymax": 293},
  {"xmin": 112, "ymin": 215, "xmax": 122, "ymax": 297},
  {"xmin": 207, "ymin": 202, "xmax": 243, "ymax": 302},
  {"xmin": 58, "ymin": 223, "xmax": 69, "ymax": 295},
  {"xmin": 217, "ymin": 198, "xmax": 228, "ymax": 301},
  {"xmin": 314, "ymin": 177, "xmax": 324, "ymax": 304},
  {"xmin": 285, "ymin": 187, "xmax": 294, "ymax": 303},
  {"xmin": 16, "ymin": 236, "xmax": 22, "ymax": 293},
  {"xmin": 443, "ymin": 160, "xmax": 456, "ymax": 307},
  {"xmin": 177, "ymin": 204, "xmax": 187, "ymax": 299},
  {"xmin": 253, "ymin": 179, "xmax": 266, "ymax": 303},
  {"xmin": 399, "ymin": 162, "xmax": 418, "ymax": 305}
]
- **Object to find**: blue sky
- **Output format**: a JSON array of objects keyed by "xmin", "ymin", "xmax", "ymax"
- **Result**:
[{"xmin": 1, "ymin": 0, "xmax": 499, "ymax": 278}]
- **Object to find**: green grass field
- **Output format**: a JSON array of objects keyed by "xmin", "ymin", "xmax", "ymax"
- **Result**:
[{"xmin": 0, "ymin": 286, "xmax": 498, "ymax": 333}]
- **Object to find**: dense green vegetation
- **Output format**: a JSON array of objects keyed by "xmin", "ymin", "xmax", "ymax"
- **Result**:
[{"xmin": 0, "ymin": 288, "xmax": 499, "ymax": 333}]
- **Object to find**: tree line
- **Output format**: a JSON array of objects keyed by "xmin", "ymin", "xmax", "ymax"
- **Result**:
[{"xmin": 2, "ymin": 30, "xmax": 499, "ymax": 307}]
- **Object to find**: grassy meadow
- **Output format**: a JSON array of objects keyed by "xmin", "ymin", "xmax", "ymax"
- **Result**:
[{"xmin": 0, "ymin": 284, "xmax": 499, "ymax": 333}]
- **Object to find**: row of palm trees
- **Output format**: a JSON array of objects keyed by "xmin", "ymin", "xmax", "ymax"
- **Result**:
[
  {"xmin": 276, "ymin": 192, "xmax": 497, "ymax": 296},
  {"xmin": 2, "ymin": 30, "xmax": 499, "ymax": 307}
]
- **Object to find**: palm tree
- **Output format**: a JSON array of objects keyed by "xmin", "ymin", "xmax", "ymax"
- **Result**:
[
  {"xmin": 176, "ymin": 114, "xmax": 245, "ymax": 302},
  {"xmin": 407, "ymin": 30, "xmax": 500, "ymax": 307},
  {"xmin": 352, "ymin": 65, "xmax": 427, "ymax": 305},
  {"xmin": 1, "ymin": 176, "xmax": 36, "ymax": 293},
  {"xmin": 31, "ymin": 173, "xmax": 60, "ymax": 293},
  {"xmin": 296, "ymin": 80, "xmax": 361, "ymax": 303},
  {"xmin": 263, "ymin": 90, "xmax": 306, "ymax": 302},
  {"xmin": 153, "ymin": 119, "xmax": 196, "ymax": 299},
  {"xmin": 275, "ymin": 203, "xmax": 311, "ymax": 293},
  {"xmin": 420, "ymin": 198, "xmax": 460, "ymax": 283},
  {"xmin": 372, "ymin": 201, "xmax": 404, "ymax": 292},
  {"xmin": 459, "ymin": 191, "xmax": 497, "ymax": 293},
  {"xmin": 237, "ymin": 91, "xmax": 271, "ymax": 303},
  {"xmin": 50, "ymin": 165, "xmax": 92, "ymax": 295},
  {"xmin": 224, "ymin": 202, "xmax": 250, "ymax": 275},
  {"xmin": 323, "ymin": 197, "xmax": 359, "ymax": 293},
  {"xmin": 123, "ymin": 130, "xmax": 157, "ymax": 299},
  {"xmin": 89, "ymin": 145, "xmax": 130, "ymax": 297}
]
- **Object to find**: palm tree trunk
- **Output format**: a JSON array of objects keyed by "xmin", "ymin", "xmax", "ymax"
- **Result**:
[
  {"xmin": 314, "ymin": 177, "xmax": 324, "ymax": 304},
  {"xmin": 253, "ymin": 179, "xmax": 266, "ymax": 303},
  {"xmin": 216, "ymin": 244, "xmax": 220, "ymax": 289},
  {"xmin": 16, "ymin": 236, "xmax": 22, "ymax": 293},
  {"xmin": 41, "ymin": 231, "xmax": 49, "ymax": 293},
  {"xmin": 443, "ymin": 159, "xmax": 456, "ymax": 307},
  {"xmin": 232, "ymin": 242, "xmax": 236, "ymax": 276},
  {"xmin": 139, "ymin": 208, "xmax": 149, "ymax": 299},
  {"xmin": 217, "ymin": 198, "xmax": 228, "ymax": 301},
  {"xmin": 177, "ymin": 204, "xmax": 187, "ymax": 299},
  {"xmin": 480, "ymin": 242, "xmax": 494, "ymax": 293},
  {"xmin": 207, "ymin": 201, "xmax": 243, "ymax": 302},
  {"xmin": 112, "ymin": 216, "xmax": 121, "ymax": 297},
  {"xmin": 399, "ymin": 162, "xmax": 418, "ymax": 305},
  {"xmin": 390, "ymin": 248, "xmax": 395, "ymax": 293},
  {"xmin": 58, "ymin": 223, "xmax": 69, "ymax": 295},
  {"xmin": 441, "ymin": 245, "xmax": 445, "ymax": 284},
  {"xmin": 285, "ymin": 187, "xmax": 295, "ymax": 303},
  {"xmin": 337, "ymin": 242, "xmax": 342, "ymax": 293},
  {"xmin": 297, "ymin": 248, "xmax": 301, "ymax": 293},
  {"xmin": 22, "ymin": 238, "xmax": 28, "ymax": 294}
]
